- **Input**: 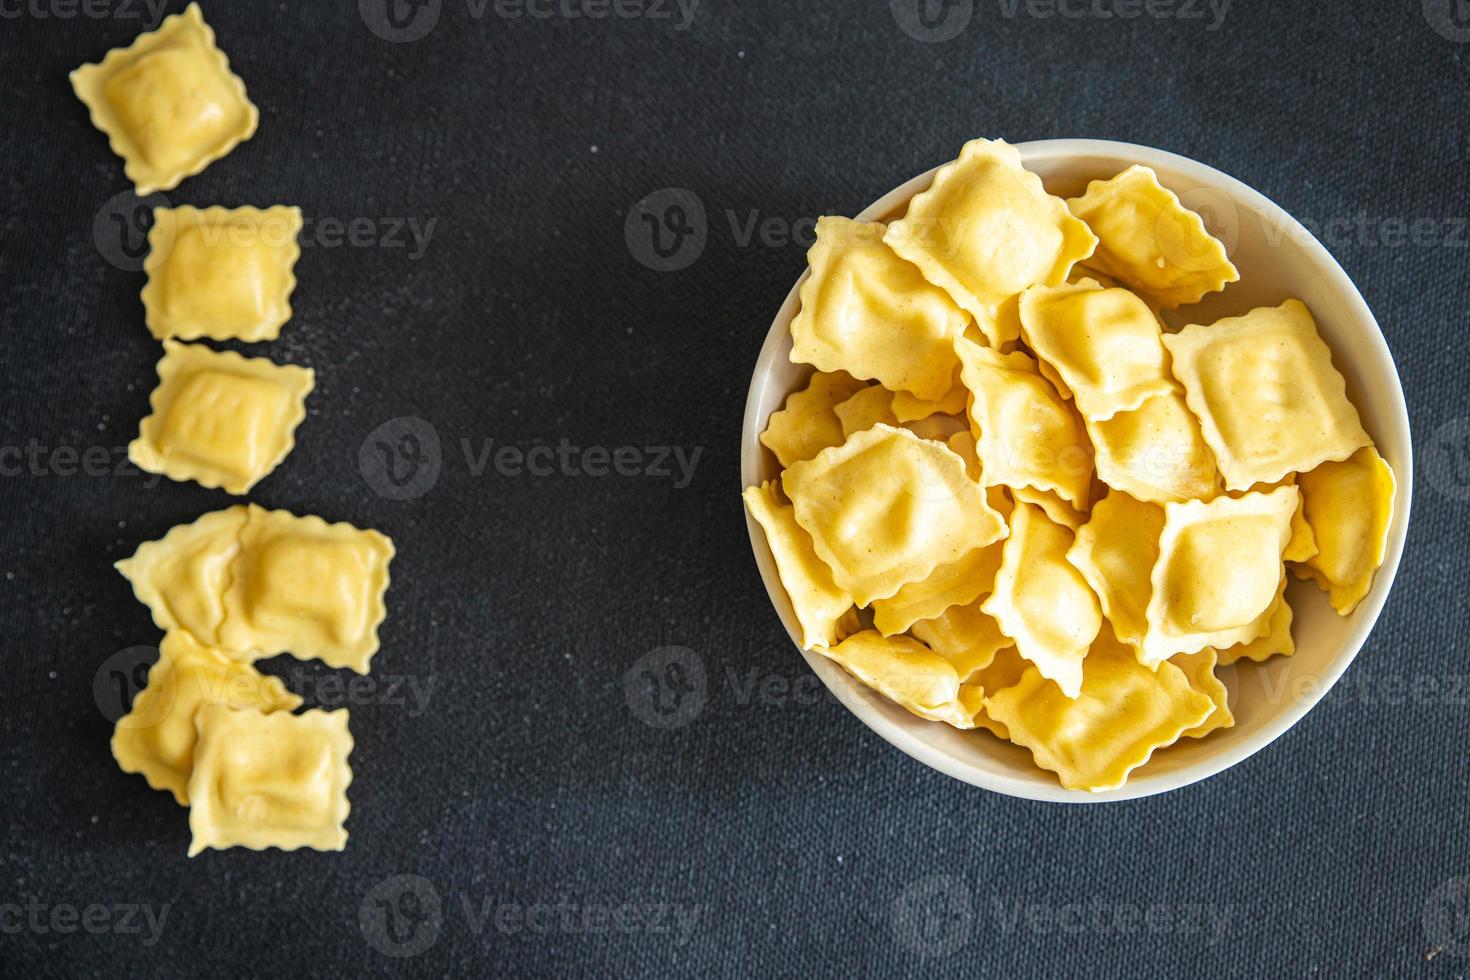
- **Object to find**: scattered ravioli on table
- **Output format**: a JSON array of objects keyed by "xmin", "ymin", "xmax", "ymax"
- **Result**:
[
  {"xmin": 117, "ymin": 504, "xmax": 395, "ymax": 673},
  {"xmin": 142, "ymin": 205, "xmax": 302, "ymax": 342},
  {"xmin": 130, "ymin": 340, "xmax": 314, "ymax": 495},
  {"xmin": 187, "ymin": 706, "xmax": 353, "ymax": 856},
  {"xmin": 70, "ymin": 3, "xmax": 258, "ymax": 195},
  {"xmin": 743, "ymin": 139, "xmax": 1398, "ymax": 790}
]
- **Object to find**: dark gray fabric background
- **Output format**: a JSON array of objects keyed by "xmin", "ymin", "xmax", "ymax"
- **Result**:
[{"xmin": 1, "ymin": 0, "xmax": 1467, "ymax": 976}]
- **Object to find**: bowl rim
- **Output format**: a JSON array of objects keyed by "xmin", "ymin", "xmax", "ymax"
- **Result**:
[{"xmin": 739, "ymin": 137, "xmax": 1414, "ymax": 803}]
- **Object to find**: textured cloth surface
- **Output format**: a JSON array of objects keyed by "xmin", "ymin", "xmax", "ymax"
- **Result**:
[{"xmin": 1, "ymin": 0, "xmax": 1468, "ymax": 976}]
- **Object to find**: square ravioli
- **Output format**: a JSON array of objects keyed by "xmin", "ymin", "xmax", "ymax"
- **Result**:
[
  {"xmin": 187, "ymin": 706, "xmax": 352, "ymax": 856},
  {"xmin": 112, "ymin": 631, "xmax": 301, "ymax": 805},
  {"xmin": 782, "ymin": 424, "xmax": 1005, "ymax": 607},
  {"xmin": 870, "ymin": 540, "xmax": 1003, "ymax": 637},
  {"xmin": 1141, "ymin": 485, "xmax": 1299, "ymax": 666},
  {"xmin": 790, "ymin": 217, "xmax": 966, "ymax": 401},
  {"xmin": 981, "ymin": 502, "xmax": 1102, "ymax": 699},
  {"xmin": 70, "ymin": 4, "xmax": 258, "ymax": 195},
  {"xmin": 220, "ymin": 506, "xmax": 396, "ymax": 672},
  {"xmin": 1018, "ymin": 280, "xmax": 1174, "ymax": 422},
  {"xmin": 1293, "ymin": 446, "xmax": 1396, "ymax": 615},
  {"xmin": 130, "ymin": 340, "xmax": 314, "ymax": 495},
  {"xmin": 115, "ymin": 504, "xmax": 248, "ymax": 644},
  {"xmin": 142, "ymin": 205, "xmax": 302, "ymax": 342},
  {"xmin": 955, "ymin": 339, "xmax": 1093, "ymax": 508},
  {"xmin": 1163, "ymin": 300, "xmax": 1372, "ymax": 491},
  {"xmin": 1065, "ymin": 490, "xmax": 1165, "ymax": 657},
  {"xmin": 116, "ymin": 505, "xmax": 395, "ymax": 672},
  {"xmin": 759, "ymin": 370, "xmax": 866, "ymax": 468},
  {"xmin": 885, "ymin": 138, "xmax": 1096, "ymax": 347},
  {"xmin": 984, "ymin": 629, "xmax": 1213, "ymax": 792},
  {"xmin": 815, "ymin": 631, "xmax": 980, "ymax": 730},
  {"xmin": 1066, "ymin": 165, "xmax": 1238, "ymax": 309},
  {"xmin": 1086, "ymin": 391, "xmax": 1219, "ymax": 504},
  {"xmin": 743, "ymin": 481, "xmax": 858, "ymax": 650}
]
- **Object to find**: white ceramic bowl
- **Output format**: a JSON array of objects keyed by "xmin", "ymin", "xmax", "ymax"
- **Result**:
[{"xmin": 741, "ymin": 139, "xmax": 1413, "ymax": 802}]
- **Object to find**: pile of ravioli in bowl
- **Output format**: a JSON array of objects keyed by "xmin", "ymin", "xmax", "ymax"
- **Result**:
[{"xmin": 743, "ymin": 138, "xmax": 1397, "ymax": 793}]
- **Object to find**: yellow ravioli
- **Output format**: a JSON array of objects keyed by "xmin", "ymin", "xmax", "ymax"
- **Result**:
[
  {"xmin": 834, "ymin": 384, "xmax": 898, "ymax": 438},
  {"xmin": 1019, "ymin": 281, "xmax": 1174, "ymax": 422},
  {"xmin": 790, "ymin": 217, "xmax": 966, "ymax": 400},
  {"xmin": 1230, "ymin": 475, "xmax": 1318, "ymax": 563},
  {"xmin": 115, "ymin": 504, "xmax": 247, "ymax": 645},
  {"xmin": 782, "ymin": 425, "xmax": 1006, "ymax": 607},
  {"xmin": 956, "ymin": 339, "xmax": 1093, "ymax": 509},
  {"xmin": 1087, "ymin": 391, "xmax": 1219, "ymax": 504},
  {"xmin": 743, "ymin": 481, "xmax": 858, "ymax": 650},
  {"xmin": 1293, "ymin": 446, "xmax": 1396, "ymax": 615},
  {"xmin": 1066, "ymin": 165, "xmax": 1238, "ymax": 309},
  {"xmin": 142, "ymin": 205, "xmax": 302, "ymax": 342},
  {"xmin": 815, "ymin": 631, "xmax": 983, "ymax": 728},
  {"xmin": 70, "ymin": 4, "xmax": 258, "ymax": 195},
  {"xmin": 981, "ymin": 503, "xmax": 1102, "ymax": 698},
  {"xmin": 890, "ymin": 373, "xmax": 968, "ymax": 422},
  {"xmin": 759, "ymin": 370, "xmax": 867, "ymax": 468},
  {"xmin": 1141, "ymin": 486, "xmax": 1298, "ymax": 667},
  {"xmin": 1163, "ymin": 300, "xmax": 1372, "ymax": 491},
  {"xmin": 885, "ymin": 138, "xmax": 1096, "ymax": 347},
  {"xmin": 187, "ymin": 706, "xmax": 352, "ymax": 856},
  {"xmin": 1170, "ymin": 648, "xmax": 1233, "ymax": 739},
  {"xmin": 984, "ymin": 630, "xmax": 1214, "ymax": 792},
  {"xmin": 908, "ymin": 600, "xmax": 1010, "ymax": 679},
  {"xmin": 1011, "ymin": 486, "xmax": 1086, "ymax": 529},
  {"xmin": 111, "ymin": 631, "xmax": 300, "ymax": 805},
  {"xmin": 117, "ymin": 505, "xmax": 395, "ymax": 672},
  {"xmin": 1216, "ymin": 577, "xmax": 1294, "ymax": 665},
  {"xmin": 220, "ymin": 506, "xmax": 396, "ymax": 672},
  {"xmin": 872, "ymin": 541, "xmax": 1004, "ymax": 637},
  {"xmin": 130, "ymin": 340, "xmax": 313, "ymax": 495},
  {"xmin": 1066, "ymin": 490, "xmax": 1165, "ymax": 657}
]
